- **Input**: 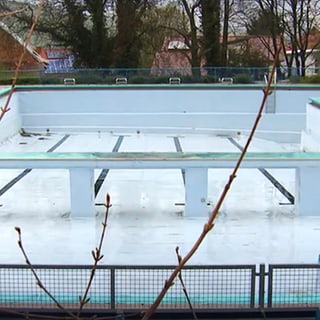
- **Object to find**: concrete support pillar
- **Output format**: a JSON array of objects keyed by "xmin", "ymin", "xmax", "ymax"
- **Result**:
[
  {"xmin": 265, "ymin": 91, "xmax": 276, "ymax": 113},
  {"xmin": 295, "ymin": 167, "xmax": 320, "ymax": 215},
  {"xmin": 185, "ymin": 168, "xmax": 208, "ymax": 217},
  {"xmin": 69, "ymin": 168, "xmax": 95, "ymax": 217}
]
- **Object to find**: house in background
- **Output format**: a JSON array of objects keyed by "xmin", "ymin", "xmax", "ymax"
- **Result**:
[
  {"xmin": 284, "ymin": 29, "xmax": 320, "ymax": 76},
  {"xmin": 151, "ymin": 35, "xmax": 281, "ymax": 78},
  {"xmin": 226, "ymin": 35, "xmax": 281, "ymax": 64},
  {"xmin": 150, "ymin": 36, "xmax": 206, "ymax": 76},
  {"xmin": 0, "ymin": 22, "xmax": 46, "ymax": 70},
  {"xmin": 36, "ymin": 47, "xmax": 74, "ymax": 73},
  {"xmin": 0, "ymin": 22, "xmax": 74, "ymax": 74},
  {"xmin": 152, "ymin": 32, "xmax": 320, "ymax": 79}
]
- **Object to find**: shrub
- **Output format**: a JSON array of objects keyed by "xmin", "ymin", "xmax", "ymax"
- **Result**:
[
  {"xmin": 300, "ymin": 75, "xmax": 320, "ymax": 84},
  {"xmin": 15, "ymin": 77, "xmax": 41, "ymax": 85},
  {"xmin": 0, "ymin": 78, "xmax": 11, "ymax": 85},
  {"xmin": 289, "ymin": 75, "xmax": 301, "ymax": 83},
  {"xmin": 233, "ymin": 73, "xmax": 253, "ymax": 84},
  {"xmin": 75, "ymin": 73, "xmax": 104, "ymax": 84},
  {"xmin": 201, "ymin": 75, "xmax": 219, "ymax": 83},
  {"xmin": 128, "ymin": 75, "xmax": 147, "ymax": 84}
]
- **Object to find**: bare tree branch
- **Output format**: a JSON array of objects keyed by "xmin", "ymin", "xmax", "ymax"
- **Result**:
[
  {"xmin": 0, "ymin": 6, "xmax": 27, "ymax": 17},
  {"xmin": 175, "ymin": 247, "xmax": 198, "ymax": 320},
  {"xmin": 14, "ymin": 227, "xmax": 78, "ymax": 320},
  {"xmin": 14, "ymin": 193, "xmax": 112, "ymax": 319},
  {"xmin": 77, "ymin": 193, "xmax": 112, "ymax": 316},
  {"xmin": 141, "ymin": 40, "xmax": 282, "ymax": 320}
]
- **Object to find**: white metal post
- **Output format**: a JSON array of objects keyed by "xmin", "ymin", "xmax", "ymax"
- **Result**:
[{"xmin": 69, "ymin": 168, "xmax": 95, "ymax": 217}]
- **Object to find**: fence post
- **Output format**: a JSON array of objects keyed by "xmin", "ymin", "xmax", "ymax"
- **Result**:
[
  {"xmin": 110, "ymin": 267, "xmax": 116, "ymax": 310},
  {"xmin": 258, "ymin": 264, "xmax": 266, "ymax": 309},
  {"xmin": 267, "ymin": 265, "xmax": 273, "ymax": 308}
]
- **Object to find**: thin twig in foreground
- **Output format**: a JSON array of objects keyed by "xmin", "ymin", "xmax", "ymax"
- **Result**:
[
  {"xmin": 141, "ymin": 44, "xmax": 282, "ymax": 320},
  {"xmin": 175, "ymin": 247, "xmax": 198, "ymax": 320},
  {"xmin": 14, "ymin": 227, "xmax": 78, "ymax": 320},
  {"xmin": 77, "ymin": 193, "xmax": 111, "ymax": 316}
]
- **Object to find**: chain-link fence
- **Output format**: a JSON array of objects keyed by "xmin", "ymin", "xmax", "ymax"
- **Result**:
[
  {"xmin": 1, "ymin": 264, "xmax": 320, "ymax": 312},
  {"xmin": 268, "ymin": 264, "xmax": 320, "ymax": 308},
  {"xmin": 0, "ymin": 265, "xmax": 255, "ymax": 310}
]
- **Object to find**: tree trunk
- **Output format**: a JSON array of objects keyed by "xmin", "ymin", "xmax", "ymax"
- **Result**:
[{"xmin": 221, "ymin": 0, "xmax": 229, "ymax": 66}]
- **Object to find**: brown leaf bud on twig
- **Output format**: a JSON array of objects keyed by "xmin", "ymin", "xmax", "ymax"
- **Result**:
[
  {"xmin": 203, "ymin": 223, "xmax": 213, "ymax": 233},
  {"xmin": 175, "ymin": 246, "xmax": 182, "ymax": 263},
  {"xmin": 105, "ymin": 193, "xmax": 111, "ymax": 208}
]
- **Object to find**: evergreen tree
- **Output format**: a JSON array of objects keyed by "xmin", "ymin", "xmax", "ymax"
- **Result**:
[
  {"xmin": 0, "ymin": 0, "xmax": 151, "ymax": 68},
  {"xmin": 64, "ymin": 0, "xmax": 113, "ymax": 67},
  {"xmin": 200, "ymin": 0, "xmax": 221, "ymax": 68},
  {"xmin": 113, "ymin": 0, "xmax": 145, "ymax": 68}
]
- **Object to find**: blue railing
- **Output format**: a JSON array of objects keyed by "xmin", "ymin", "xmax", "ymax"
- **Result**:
[{"xmin": 0, "ymin": 66, "xmax": 318, "ymax": 85}]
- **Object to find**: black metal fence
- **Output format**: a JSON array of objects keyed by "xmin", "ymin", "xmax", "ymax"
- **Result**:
[
  {"xmin": 0, "ymin": 264, "xmax": 319, "ymax": 312},
  {"xmin": 268, "ymin": 264, "xmax": 320, "ymax": 308}
]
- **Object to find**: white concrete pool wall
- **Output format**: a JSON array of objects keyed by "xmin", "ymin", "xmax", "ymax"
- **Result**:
[
  {"xmin": 301, "ymin": 97, "xmax": 320, "ymax": 151},
  {"xmin": 1, "ymin": 84, "xmax": 320, "ymax": 217},
  {"xmin": 0, "ymin": 87, "xmax": 21, "ymax": 141},
  {"xmin": 2, "ymin": 84, "xmax": 319, "ymax": 143}
]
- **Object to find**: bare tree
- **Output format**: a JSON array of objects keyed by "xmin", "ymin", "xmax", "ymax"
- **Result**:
[
  {"xmin": 222, "ymin": 0, "xmax": 232, "ymax": 65},
  {"xmin": 245, "ymin": 0, "xmax": 284, "ymax": 60},
  {"xmin": 282, "ymin": 0, "xmax": 320, "ymax": 76},
  {"xmin": 139, "ymin": 4, "xmax": 190, "ymax": 67},
  {"xmin": 245, "ymin": 0, "xmax": 320, "ymax": 77},
  {"xmin": 178, "ymin": 0, "xmax": 202, "ymax": 76}
]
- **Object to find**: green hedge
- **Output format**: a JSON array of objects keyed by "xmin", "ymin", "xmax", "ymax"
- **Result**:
[
  {"xmin": 0, "ymin": 77, "xmax": 41, "ymax": 85},
  {"xmin": 233, "ymin": 73, "xmax": 253, "ymax": 84},
  {"xmin": 300, "ymin": 75, "xmax": 320, "ymax": 84}
]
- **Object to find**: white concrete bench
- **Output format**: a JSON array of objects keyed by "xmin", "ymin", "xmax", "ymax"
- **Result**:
[{"xmin": 0, "ymin": 151, "xmax": 319, "ymax": 217}]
